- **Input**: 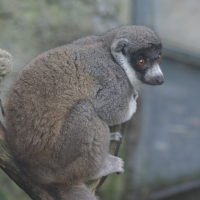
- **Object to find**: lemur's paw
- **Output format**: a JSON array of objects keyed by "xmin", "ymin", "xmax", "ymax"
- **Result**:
[
  {"xmin": 115, "ymin": 157, "xmax": 124, "ymax": 174},
  {"xmin": 110, "ymin": 132, "xmax": 122, "ymax": 142},
  {"xmin": 109, "ymin": 155, "xmax": 124, "ymax": 174}
]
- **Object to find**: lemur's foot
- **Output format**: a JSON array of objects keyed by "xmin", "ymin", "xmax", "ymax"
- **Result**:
[{"xmin": 89, "ymin": 154, "xmax": 124, "ymax": 180}]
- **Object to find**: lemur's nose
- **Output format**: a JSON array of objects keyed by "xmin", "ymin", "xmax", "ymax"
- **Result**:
[{"xmin": 156, "ymin": 76, "xmax": 164, "ymax": 85}]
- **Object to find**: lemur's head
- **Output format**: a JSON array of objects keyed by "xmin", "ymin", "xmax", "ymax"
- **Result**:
[{"xmin": 110, "ymin": 25, "xmax": 164, "ymax": 88}]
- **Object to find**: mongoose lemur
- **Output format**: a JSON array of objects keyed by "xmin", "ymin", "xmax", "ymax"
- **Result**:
[{"xmin": 6, "ymin": 25, "xmax": 164, "ymax": 200}]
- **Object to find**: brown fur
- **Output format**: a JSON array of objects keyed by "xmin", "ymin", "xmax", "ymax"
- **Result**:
[{"xmin": 6, "ymin": 25, "xmax": 161, "ymax": 199}]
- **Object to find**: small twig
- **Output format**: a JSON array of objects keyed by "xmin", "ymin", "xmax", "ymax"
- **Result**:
[
  {"xmin": 0, "ymin": 99, "xmax": 6, "ymax": 117},
  {"xmin": 149, "ymin": 180, "xmax": 200, "ymax": 200},
  {"xmin": 0, "ymin": 114, "xmax": 6, "ymax": 141},
  {"xmin": 114, "ymin": 122, "xmax": 127, "ymax": 156}
]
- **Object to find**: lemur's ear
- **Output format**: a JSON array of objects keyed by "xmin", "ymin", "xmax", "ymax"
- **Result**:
[{"xmin": 111, "ymin": 39, "xmax": 128, "ymax": 54}]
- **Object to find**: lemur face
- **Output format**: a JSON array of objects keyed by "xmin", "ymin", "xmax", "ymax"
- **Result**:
[
  {"xmin": 111, "ymin": 40, "xmax": 164, "ymax": 87},
  {"xmin": 129, "ymin": 44, "xmax": 164, "ymax": 85},
  {"xmin": 111, "ymin": 26, "xmax": 164, "ymax": 88}
]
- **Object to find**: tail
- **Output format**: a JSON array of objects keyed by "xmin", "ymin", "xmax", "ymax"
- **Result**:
[{"xmin": 57, "ymin": 184, "xmax": 98, "ymax": 200}]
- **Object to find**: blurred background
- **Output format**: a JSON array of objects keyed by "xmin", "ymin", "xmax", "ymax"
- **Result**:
[{"xmin": 0, "ymin": 0, "xmax": 200, "ymax": 199}]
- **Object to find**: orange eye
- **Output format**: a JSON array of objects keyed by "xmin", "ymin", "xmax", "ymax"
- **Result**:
[
  {"xmin": 138, "ymin": 59, "xmax": 146, "ymax": 66},
  {"xmin": 158, "ymin": 55, "xmax": 162, "ymax": 62}
]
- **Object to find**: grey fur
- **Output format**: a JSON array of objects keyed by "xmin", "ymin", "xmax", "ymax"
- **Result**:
[{"xmin": 6, "ymin": 25, "xmax": 163, "ymax": 200}]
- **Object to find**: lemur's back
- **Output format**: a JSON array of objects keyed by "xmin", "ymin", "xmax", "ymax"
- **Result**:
[{"xmin": 6, "ymin": 44, "xmax": 97, "ymax": 176}]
